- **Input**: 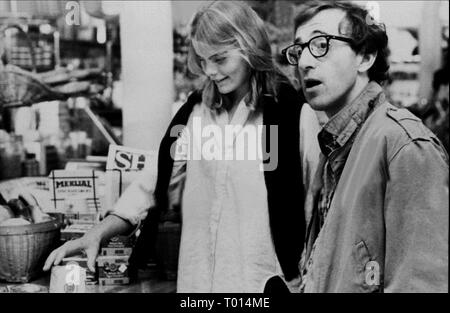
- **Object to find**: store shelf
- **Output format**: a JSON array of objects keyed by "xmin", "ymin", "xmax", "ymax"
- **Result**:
[{"xmin": 60, "ymin": 39, "xmax": 121, "ymax": 53}]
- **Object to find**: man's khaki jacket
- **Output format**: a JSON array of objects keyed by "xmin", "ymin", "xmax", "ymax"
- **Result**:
[{"xmin": 303, "ymin": 95, "xmax": 448, "ymax": 293}]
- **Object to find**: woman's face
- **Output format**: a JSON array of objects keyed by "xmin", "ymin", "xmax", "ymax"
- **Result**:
[{"xmin": 195, "ymin": 45, "xmax": 251, "ymax": 100}]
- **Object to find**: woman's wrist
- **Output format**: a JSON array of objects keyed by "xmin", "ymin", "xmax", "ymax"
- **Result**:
[{"xmin": 86, "ymin": 214, "xmax": 132, "ymax": 246}]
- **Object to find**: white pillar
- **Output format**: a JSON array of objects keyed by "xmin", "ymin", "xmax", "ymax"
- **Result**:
[
  {"xmin": 120, "ymin": 1, "xmax": 174, "ymax": 151},
  {"xmin": 418, "ymin": 1, "xmax": 442, "ymax": 101}
]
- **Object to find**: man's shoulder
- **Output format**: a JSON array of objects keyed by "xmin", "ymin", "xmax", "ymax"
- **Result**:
[
  {"xmin": 364, "ymin": 101, "xmax": 448, "ymax": 162},
  {"xmin": 370, "ymin": 101, "xmax": 437, "ymax": 142}
]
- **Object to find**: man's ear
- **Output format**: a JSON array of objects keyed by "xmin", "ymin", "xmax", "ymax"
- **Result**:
[{"xmin": 358, "ymin": 51, "xmax": 377, "ymax": 74}]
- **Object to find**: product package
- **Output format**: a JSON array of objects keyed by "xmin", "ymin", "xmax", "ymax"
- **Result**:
[
  {"xmin": 104, "ymin": 235, "xmax": 135, "ymax": 248},
  {"xmin": 48, "ymin": 170, "xmax": 105, "ymax": 215},
  {"xmin": 100, "ymin": 247, "xmax": 133, "ymax": 256},
  {"xmin": 60, "ymin": 223, "xmax": 96, "ymax": 242},
  {"xmin": 0, "ymin": 177, "xmax": 53, "ymax": 211},
  {"xmin": 61, "ymin": 255, "xmax": 97, "ymax": 285},
  {"xmin": 49, "ymin": 264, "xmax": 87, "ymax": 293},
  {"xmin": 97, "ymin": 255, "xmax": 130, "ymax": 285},
  {"xmin": 100, "ymin": 235, "xmax": 134, "ymax": 257}
]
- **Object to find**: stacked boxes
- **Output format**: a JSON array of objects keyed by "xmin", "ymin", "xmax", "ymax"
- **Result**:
[
  {"xmin": 60, "ymin": 212, "xmax": 100, "ymax": 243},
  {"xmin": 97, "ymin": 235, "xmax": 135, "ymax": 285},
  {"xmin": 97, "ymin": 255, "xmax": 130, "ymax": 286},
  {"xmin": 60, "ymin": 223, "xmax": 93, "ymax": 242},
  {"xmin": 100, "ymin": 235, "xmax": 134, "ymax": 256},
  {"xmin": 65, "ymin": 212, "xmax": 101, "ymax": 224},
  {"xmin": 58, "ymin": 235, "xmax": 135, "ymax": 286},
  {"xmin": 100, "ymin": 247, "xmax": 132, "ymax": 256},
  {"xmin": 60, "ymin": 216, "xmax": 100, "ymax": 242}
]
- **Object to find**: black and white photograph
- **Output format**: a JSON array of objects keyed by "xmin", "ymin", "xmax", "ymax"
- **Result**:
[{"xmin": 0, "ymin": 0, "xmax": 448, "ymax": 301}]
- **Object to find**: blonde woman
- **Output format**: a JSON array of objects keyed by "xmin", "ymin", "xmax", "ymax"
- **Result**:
[{"xmin": 44, "ymin": 1, "xmax": 306, "ymax": 293}]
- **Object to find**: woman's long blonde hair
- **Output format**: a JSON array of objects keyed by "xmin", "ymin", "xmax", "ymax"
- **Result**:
[{"xmin": 187, "ymin": 0, "xmax": 286, "ymax": 110}]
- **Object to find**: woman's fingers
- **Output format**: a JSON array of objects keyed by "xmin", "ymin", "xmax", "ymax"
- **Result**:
[
  {"xmin": 43, "ymin": 240, "xmax": 82, "ymax": 271},
  {"xmin": 43, "ymin": 248, "xmax": 59, "ymax": 271},
  {"xmin": 43, "ymin": 236, "xmax": 101, "ymax": 273},
  {"xmin": 52, "ymin": 246, "xmax": 69, "ymax": 267},
  {"xmin": 85, "ymin": 245, "xmax": 99, "ymax": 272}
]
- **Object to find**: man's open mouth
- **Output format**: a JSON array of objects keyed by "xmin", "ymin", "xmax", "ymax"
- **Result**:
[{"xmin": 304, "ymin": 79, "xmax": 322, "ymax": 89}]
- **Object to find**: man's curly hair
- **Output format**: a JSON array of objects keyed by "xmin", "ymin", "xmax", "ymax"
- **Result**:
[{"xmin": 294, "ymin": 1, "xmax": 390, "ymax": 85}]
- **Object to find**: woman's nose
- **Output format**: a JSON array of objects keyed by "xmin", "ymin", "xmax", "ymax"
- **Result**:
[{"xmin": 203, "ymin": 61, "xmax": 218, "ymax": 78}]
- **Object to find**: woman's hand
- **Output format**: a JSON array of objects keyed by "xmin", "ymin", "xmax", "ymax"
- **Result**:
[
  {"xmin": 43, "ymin": 234, "xmax": 100, "ymax": 272},
  {"xmin": 43, "ymin": 214, "xmax": 133, "ymax": 273}
]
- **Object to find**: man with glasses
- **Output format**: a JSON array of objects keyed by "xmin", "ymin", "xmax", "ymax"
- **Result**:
[{"xmin": 283, "ymin": 1, "xmax": 448, "ymax": 292}]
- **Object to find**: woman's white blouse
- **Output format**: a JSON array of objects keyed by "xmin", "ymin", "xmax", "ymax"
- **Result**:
[{"xmin": 108, "ymin": 98, "xmax": 284, "ymax": 292}]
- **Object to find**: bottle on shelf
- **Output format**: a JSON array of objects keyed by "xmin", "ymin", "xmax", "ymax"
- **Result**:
[
  {"xmin": 22, "ymin": 152, "xmax": 40, "ymax": 177},
  {"xmin": 0, "ymin": 133, "xmax": 24, "ymax": 180}
]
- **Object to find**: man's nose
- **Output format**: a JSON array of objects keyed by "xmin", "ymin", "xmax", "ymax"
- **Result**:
[{"xmin": 298, "ymin": 47, "xmax": 316, "ymax": 72}]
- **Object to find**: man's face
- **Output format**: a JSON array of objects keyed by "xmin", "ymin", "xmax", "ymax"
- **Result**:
[{"xmin": 295, "ymin": 9, "xmax": 364, "ymax": 116}]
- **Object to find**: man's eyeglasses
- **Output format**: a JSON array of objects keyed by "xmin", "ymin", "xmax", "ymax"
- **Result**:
[{"xmin": 282, "ymin": 35, "xmax": 354, "ymax": 65}]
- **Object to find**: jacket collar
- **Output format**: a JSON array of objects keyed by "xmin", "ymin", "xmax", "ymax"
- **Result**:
[{"xmin": 318, "ymin": 82, "xmax": 384, "ymax": 157}]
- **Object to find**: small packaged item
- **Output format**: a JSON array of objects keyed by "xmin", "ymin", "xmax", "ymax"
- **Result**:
[
  {"xmin": 61, "ymin": 256, "xmax": 97, "ymax": 285},
  {"xmin": 100, "ymin": 247, "xmax": 133, "ymax": 256},
  {"xmin": 48, "ymin": 170, "xmax": 104, "ymax": 214},
  {"xmin": 49, "ymin": 264, "xmax": 86, "ymax": 293},
  {"xmin": 60, "ymin": 223, "xmax": 94, "ymax": 242},
  {"xmin": 97, "ymin": 255, "xmax": 130, "ymax": 285},
  {"xmin": 6, "ymin": 283, "xmax": 48, "ymax": 293},
  {"xmin": 104, "ymin": 235, "xmax": 135, "ymax": 248}
]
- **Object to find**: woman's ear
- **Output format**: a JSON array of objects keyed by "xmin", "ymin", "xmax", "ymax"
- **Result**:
[{"xmin": 358, "ymin": 51, "xmax": 377, "ymax": 74}]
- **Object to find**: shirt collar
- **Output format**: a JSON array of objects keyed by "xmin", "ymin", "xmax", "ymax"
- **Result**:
[
  {"xmin": 206, "ymin": 93, "xmax": 252, "ymax": 128},
  {"xmin": 318, "ymin": 82, "xmax": 385, "ymax": 157}
]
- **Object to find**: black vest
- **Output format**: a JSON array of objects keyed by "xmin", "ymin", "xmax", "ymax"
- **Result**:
[{"xmin": 130, "ymin": 83, "xmax": 305, "ymax": 281}]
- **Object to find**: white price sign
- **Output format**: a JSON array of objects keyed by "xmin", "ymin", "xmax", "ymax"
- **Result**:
[{"xmin": 106, "ymin": 145, "xmax": 156, "ymax": 171}]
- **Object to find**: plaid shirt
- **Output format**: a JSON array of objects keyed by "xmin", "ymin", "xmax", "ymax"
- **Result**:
[{"xmin": 300, "ymin": 82, "xmax": 383, "ymax": 292}]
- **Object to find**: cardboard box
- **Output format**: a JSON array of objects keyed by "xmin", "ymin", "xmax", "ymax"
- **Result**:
[
  {"xmin": 61, "ymin": 256, "xmax": 97, "ymax": 285},
  {"xmin": 62, "ymin": 213, "xmax": 100, "ymax": 229},
  {"xmin": 97, "ymin": 255, "xmax": 129, "ymax": 280},
  {"xmin": 98, "ymin": 267, "xmax": 129, "ymax": 279},
  {"xmin": 100, "ymin": 247, "xmax": 133, "ymax": 256},
  {"xmin": 77, "ymin": 213, "xmax": 101, "ymax": 223},
  {"xmin": 99, "ymin": 277, "xmax": 130, "ymax": 286},
  {"xmin": 61, "ymin": 229, "xmax": 86, "ymax": 241},
  {"xmin": 48, "ymin": 170, "xmax": 105, "ymax": 214},
  {"xmin": 60, "ymin": 224, "xmax": 94, "ymax": 241},
  {"xmin": 104, "ymin": 235, "xmax": 135, "ymax": 248},
  {"xmin": 49, "ymin": 265, "xmax": 86, "ymax": 293},
  {"xmin": 70, "ymin": 213, "xmax": 101, "ymax": 224}
]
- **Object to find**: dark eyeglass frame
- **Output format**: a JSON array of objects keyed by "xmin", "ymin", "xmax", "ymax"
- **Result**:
[{"xmin": 282, "ymin": 35, "xmax": 354, "ymax": 65}]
